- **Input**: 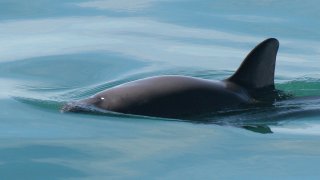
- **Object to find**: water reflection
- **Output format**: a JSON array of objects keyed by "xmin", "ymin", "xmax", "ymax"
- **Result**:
[
  {"xmin": 1, "ymin": 0, "xmax": 320, "ymax": 178},
  {"xmin": 0, "ymin": 145, "xmax": 87, "ymax": 179},
  {"xmin": 0, "ymin": 16, "xmax": 253, "ymax": 63},
  {"xmin": 76, "ymin": 0, "xmax": 158, "ymax": 12},
  {"xmin": 0, "ymin": 15, "xmax": 319, "ymax": 77}
]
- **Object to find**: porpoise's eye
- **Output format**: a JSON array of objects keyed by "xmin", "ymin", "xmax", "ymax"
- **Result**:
[
  {"xmin": 92, "ymin": 96, "xmax": 105, "ymax": 106},
  {"xmin": 96, "ymin": 97, "xmax": 105, "ymax": 104}
]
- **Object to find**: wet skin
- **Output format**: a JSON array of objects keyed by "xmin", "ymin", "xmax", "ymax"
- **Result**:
[{"xmin": 62, "ymin": 38, "xmax": 280, "ymax": 119}]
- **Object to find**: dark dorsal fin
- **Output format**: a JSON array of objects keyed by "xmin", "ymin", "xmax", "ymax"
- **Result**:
[{"xmin": 227, "ymin": 38, "xmax": 279, "ymax": 90}]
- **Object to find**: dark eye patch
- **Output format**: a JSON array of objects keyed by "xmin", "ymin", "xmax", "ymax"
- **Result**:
[{"xmin": 93, "ymin": 96, "xmax": 105, "ymax": 105}]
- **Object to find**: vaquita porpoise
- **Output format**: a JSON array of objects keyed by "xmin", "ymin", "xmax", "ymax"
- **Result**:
[{"xmin": 62, "ymin": 38, "xmax": 280, "ymax": 119}]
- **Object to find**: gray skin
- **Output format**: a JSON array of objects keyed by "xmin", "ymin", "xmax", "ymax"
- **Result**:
[
  {"xmin": 62, "ymin": 38, "xmax": 279, "ymax": 119},
  {"xmin": 63, "ymin": 76, "xmax": 252, "ymax": 118}
]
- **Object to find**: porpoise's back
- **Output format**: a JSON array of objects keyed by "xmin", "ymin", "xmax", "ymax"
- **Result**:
[
  {"xmin": 95, "ymin": 76, "xmax": 251, "ymax": 118},
  {"xmin": 62, "ymin": 38, "xmax": 280, "ymax": 119}
]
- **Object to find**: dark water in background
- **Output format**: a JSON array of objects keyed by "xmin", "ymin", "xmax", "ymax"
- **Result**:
[{"xmin": 1, "ymin": 0, "xmax": 320, "ymax": 179}]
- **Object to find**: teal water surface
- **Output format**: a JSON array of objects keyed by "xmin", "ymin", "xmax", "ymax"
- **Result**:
[{"xmin": 1, "ymin": 0, "xmax": 320, "ymax": 179}]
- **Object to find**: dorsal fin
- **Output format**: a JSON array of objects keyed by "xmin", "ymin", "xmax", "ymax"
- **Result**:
[{"xmin": 227, "ymin": 38, "xmax": 279, "ymax": 90}]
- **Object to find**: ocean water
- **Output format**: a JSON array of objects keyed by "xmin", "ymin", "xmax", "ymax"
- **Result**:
[{"xmin": 1, "ymin": 0, "xmax": 320, "ymax": 179}]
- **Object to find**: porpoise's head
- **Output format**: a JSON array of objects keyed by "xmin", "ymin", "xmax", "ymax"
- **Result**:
[{"xmin": 61, "ymin": 95, "xmax": 107, "ymax": 113}]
